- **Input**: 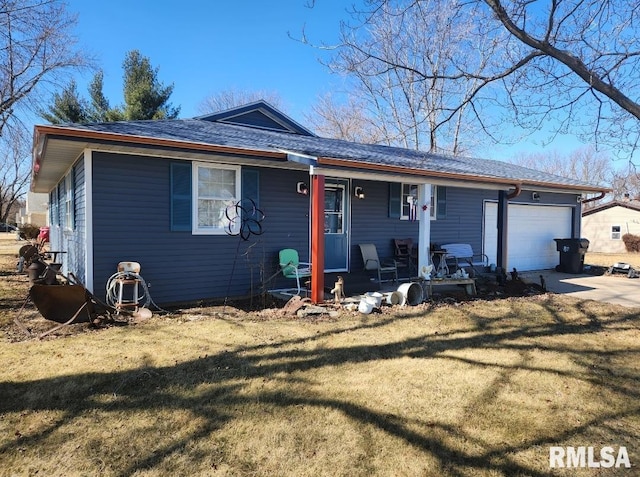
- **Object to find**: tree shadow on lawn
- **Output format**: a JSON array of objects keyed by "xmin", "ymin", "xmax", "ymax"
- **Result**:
[{"xmin": 1, "ymin": 297, "xmax": 639, "ymax": 476}]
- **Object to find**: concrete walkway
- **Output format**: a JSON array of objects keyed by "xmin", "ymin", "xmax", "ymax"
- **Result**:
[{"xmin": 519, "ymin": 269, "xmax": 640, "ymax": 308}]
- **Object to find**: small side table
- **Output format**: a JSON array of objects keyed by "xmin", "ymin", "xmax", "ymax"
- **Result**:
[{"xmin": 430, "ymin": 250, "xmax": 450, "ymax": 277}]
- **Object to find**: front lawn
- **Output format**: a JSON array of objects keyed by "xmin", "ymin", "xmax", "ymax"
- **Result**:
[{"xmin": 0, "ymin": 235, "xmax": 638, "ymax": 476}]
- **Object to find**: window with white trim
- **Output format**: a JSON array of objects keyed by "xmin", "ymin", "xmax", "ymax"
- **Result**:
[
  {"xmin": 611, "ymin": 225, "xmax": 621, "ymax": 240},
  {"xmin": 63, "ymin": 172, "xmax": 74, "ymax": 230},
  {"xmin": 429, "ymin": 185, "xmax": 438, "ymax": 219},
  {"xmin": 401, "ymin": 183, "xmax": 419, "ymax": 220},
  {"xmin": 193, "ymin": 163, "xmax": 241, "ymax": 234},
  {"xmin": 50, "ymin": 188, "xmax": 59, "ymax": 227},
  {"xmin": 398, "ymin": 184, "xmax": 439, "ymax": 220}
]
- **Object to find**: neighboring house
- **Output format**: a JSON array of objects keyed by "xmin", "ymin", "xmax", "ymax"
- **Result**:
[
  {"xmin": 16, "ymin": 192, "xmax": 48, "ymax": 226},
  {"xmin": 581, "ymin": 200, "xmax": 640, "ymax": 253},
  {"xmin": 30, "ymin": 101, "xmax": 607, "ymax": 305}
]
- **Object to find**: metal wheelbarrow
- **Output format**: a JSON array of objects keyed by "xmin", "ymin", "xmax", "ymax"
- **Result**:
[{"xmin": 15, "ymin": 273, "xmax": 116, "ymax": 339}]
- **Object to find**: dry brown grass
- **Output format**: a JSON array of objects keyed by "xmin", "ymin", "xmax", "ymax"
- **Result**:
[
  {"xmin": 0, "ymin": 234, "xmax": 639, "ymax": 476},
  {"xmin": 585, "ymin": 251, "xmax": 640, "ymax": 269}
]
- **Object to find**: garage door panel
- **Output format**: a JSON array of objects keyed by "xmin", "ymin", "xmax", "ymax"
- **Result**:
[{"xmin": 484, "ymin": 203, "xmax": 572, "ymax": 271}]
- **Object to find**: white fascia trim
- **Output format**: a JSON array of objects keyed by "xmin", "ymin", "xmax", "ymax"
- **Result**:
[{"xmin": 283, "ymin": 150, "xmax": 318, "ymax": 166}]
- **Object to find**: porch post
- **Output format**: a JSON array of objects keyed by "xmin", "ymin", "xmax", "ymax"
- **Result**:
[
  {"xmin": 572, "ymin": 202, "xmax": 580, "ymax": 237},
  {"xmin": 418, "ymin": 183, "xmax": 432, "ymax": 276},
  {"xmin": 497, "ymin": 190, "xmax": 508, "ymax": 270},
  {"xmin": 310, "ymin": 174, "xmax": 325, "ymax": 303}
]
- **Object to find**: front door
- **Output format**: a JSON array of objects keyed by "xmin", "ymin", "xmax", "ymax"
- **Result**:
[{"xmin": 324, "ymin": 179, "xmax": 349, "ymax": 271}]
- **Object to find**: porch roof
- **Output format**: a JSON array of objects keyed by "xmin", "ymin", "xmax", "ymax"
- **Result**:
[{"xmin": 32, "ymin": 116, "xmax": 608, "ymax": 194}]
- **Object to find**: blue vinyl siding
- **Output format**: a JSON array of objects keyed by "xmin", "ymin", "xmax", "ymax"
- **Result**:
[
  {"xmin": 64, "ymin": 161, "xmax": 87, "ymax": 283},
  {"xmin": 90, "ymin": 151, "xmax": 579, "ymax": 304},
  {"xmin": 352, "ymin": 183, "xmax": 578, "ymax": 272},
  {"xmin": 91, "ymin": 153, "xmax": 310, "ymax": 304},
  {"xmin": 352, "ymin": 180, "xmax": 418, "ymax": 268},
  {"xmin": 226, "ymin": 110, "xmax": 291, "ymax": 131},
  {"xmin": 47, "ymin": 160, "xmax": 87, "ymax": 284}
]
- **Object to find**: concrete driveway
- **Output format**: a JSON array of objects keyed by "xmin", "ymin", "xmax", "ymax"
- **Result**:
[{"xmin": 520, "ymin": 269, "xmax": 640, "ymax": 308}]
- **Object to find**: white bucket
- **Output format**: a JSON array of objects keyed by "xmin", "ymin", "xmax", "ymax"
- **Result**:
[
  {"xmin": 397, "ymin": 282, "xmax": 424, "ymax": 306},
  {"xmin": 365, "ymin": 292, "xmax": 383, "ymax": 308},
  {"xmin": 383, "ymin": 291, "xmax": 402, "ymax": 305},
  {"xmin": 358, "ymin": 298, "xmax": 375, "ymax": 314}
]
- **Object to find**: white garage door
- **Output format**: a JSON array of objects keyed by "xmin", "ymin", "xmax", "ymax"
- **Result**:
[{"xmin": 484, "ymin": 203, "xmax": 573, "ymax": 271}]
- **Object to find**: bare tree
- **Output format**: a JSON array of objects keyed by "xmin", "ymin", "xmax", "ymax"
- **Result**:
[
  {"xmin": 610, "ymin": 165, "xmax": 640, "ymax": 202},
  {"xmin": 309, "ymin": 0, "xmax": 503, "ymax": 152},
  {"xmin": 0, "ymin": 0, "xmax": 90, "ymax": 136},
  {"xmin": 509, "ymin": 145, "xmax": 614, "ymax": 208},
  {"xmin": 314, "ymin": 0, "xmax": 640, "ymax": 163},
  {"xmin": 0, "ymin": 128, "xmax": 30, "ymax": 223},
  {"xmin": 481, "ymin": 0, "xmax": 640, "ymax": 158},
  {"xmin": 197, "ymin": 88, "xmax": 285, "ymax": 116},
  {"xmin": 304, "ymin": 93, "xmax": 389, "ymax": 143},
  {"xmin": 0, "ymin": 0, "xmax": 89, "ymax": 222},
  {"xmin": 511, "ymin": 145, "xmax": 613, "ymax": 183}
]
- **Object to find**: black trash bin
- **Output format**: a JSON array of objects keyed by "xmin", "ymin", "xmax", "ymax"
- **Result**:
[{"xmin": 554, "ymin": 238, "xmax": 590, "ymax": 273}]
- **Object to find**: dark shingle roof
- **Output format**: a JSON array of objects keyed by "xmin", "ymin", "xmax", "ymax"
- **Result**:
[{"xmin": 64, "ymin": 118, "xmax": 604, "ymax": 190}]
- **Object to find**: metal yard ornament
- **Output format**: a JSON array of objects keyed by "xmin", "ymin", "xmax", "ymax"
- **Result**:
[{"xmin": 225, "ymin": 199, "xmax": 265, "ymax": 240}]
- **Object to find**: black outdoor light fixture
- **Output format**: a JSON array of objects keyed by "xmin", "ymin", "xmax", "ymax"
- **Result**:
[
  {"xmin": 354, "ymin": 186, "xmax": 365, "ymax": 199},
  {"xmin": 296, "ymin": 182, "xmax": 309, "ymax": 195}
]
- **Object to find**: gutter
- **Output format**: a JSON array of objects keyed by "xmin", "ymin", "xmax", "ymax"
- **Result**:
[
  {"xmin": 318, "ymin": 156, "xmax": 523, "ymax": 188},
  {"xmin": 580, "ymin": 191, "xmax": 607, "ymax": 204},
  {"xmin": 33, "ymin": 124, "xmax": 289, "ymax": 160},
  {"xmin": 317, "ymin": 156, "xmax": 611, "ymax": 194}
]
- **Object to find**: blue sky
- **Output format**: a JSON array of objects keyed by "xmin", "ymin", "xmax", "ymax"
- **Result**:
[
  {"xmin": 66, "ymin": 0, "xmax": 345, "ymax": 120},
  {"xmin": 63, "ymin": 0, "xmax": 587, "ymax": 161}
]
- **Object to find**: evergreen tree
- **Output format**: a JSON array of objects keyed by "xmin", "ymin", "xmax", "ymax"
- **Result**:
[
  {"xmin": 86, "ymin": 71, "xmax": 112, "ymax": 122},
  {"xmin": 39, "ymin": 81, "xmax": 88, "ymax": 124},
  {"xmin": 40, "ymin": 50, "xmax": 180, "ymax": 124},
  {"xmin": 121, "ymin": 50, "xmax": 180, "ymax": 120}
]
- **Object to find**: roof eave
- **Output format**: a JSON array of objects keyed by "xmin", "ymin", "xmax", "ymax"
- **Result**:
[
  {"xmin": 33, "ymin": 124, "xmax": 288, "ymax": 158},
  {"xmin": 31, "ymin": 124, "xmax": 290, "ymax": 192}
]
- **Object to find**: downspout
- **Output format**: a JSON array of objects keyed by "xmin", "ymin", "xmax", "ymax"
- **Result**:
[
  {"xmin": 576, "ymin": 191, "xmax": 606, "ymax": 238},
  {"xmin": 507, "ymin": 184, "xmax": 521, "ymax": 199},
  {"xmin": 496, "ymin": 185, "xmax": 520, "ymax": 271}
]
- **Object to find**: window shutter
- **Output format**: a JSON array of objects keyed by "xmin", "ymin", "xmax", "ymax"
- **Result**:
[
  {"xmin": 70, "ymin": 167, "xmax": 76, "ymax": 230},
  {"xmin": 241, "ymin": 168, "xmax": 261, "ymax": 234},
  {"xmin": 389, "ymin": 183, "xmax": 401, "ymax": 218},
  {"xmin": 436, "ymin": 186, "xmax": 447, "ymax": 219},
  {"xmin": 242, "ymin": 168, "xmax": 260, "ymax": 209},
  {"xmin": 49, "ymin": 189, "xmax": 56, "ymax": 226},
  {"xmin": 171, "ymin": 162, "xmax": 192, "ymax": 231},
  {"xmin": 58, "ymin": 182, "xmax": 65, "ymax": 227}
]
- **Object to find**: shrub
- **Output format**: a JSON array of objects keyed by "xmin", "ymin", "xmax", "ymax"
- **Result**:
[
  {"xmin": 622, "ymin": 233, "xmax": 640, "ymax": 252},
  {"xmin": 18, "ymin": 223, "xmax": 41, "ymax": 240}
]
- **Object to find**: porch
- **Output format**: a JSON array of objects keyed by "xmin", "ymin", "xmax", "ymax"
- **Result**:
[{"xmin": 270, "ymin": 269, "xmax": 478, "ymax": 312}]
